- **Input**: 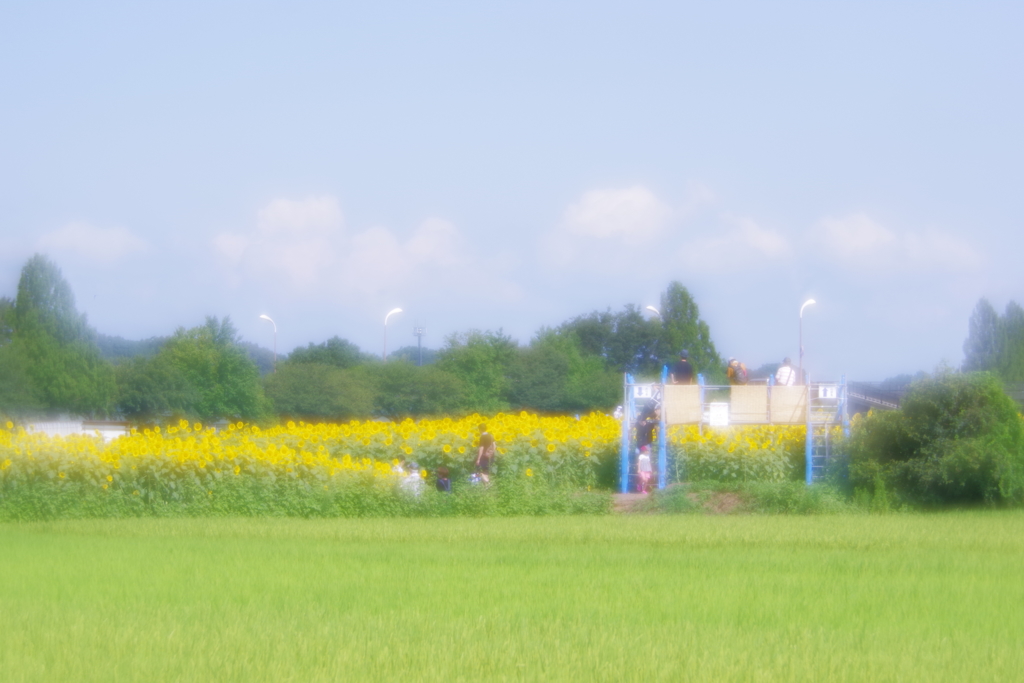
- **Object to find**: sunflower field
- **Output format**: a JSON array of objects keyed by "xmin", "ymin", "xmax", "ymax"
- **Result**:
[
  {"xmin": 0, "ymin": 414, "xmax": 618, "ymax": 520},
  {"xmin": 0, "ymin": 415, "xmax": 817, "ymax": 519},
  {"xmin": 666, "ymin": 425, "xmax": 809, "ymax": 483}
]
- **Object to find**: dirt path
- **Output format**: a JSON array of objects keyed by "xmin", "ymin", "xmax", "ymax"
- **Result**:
[
  {"xmin": 611, "ymin": 493, "xmax": 649, "ymax": 513},
  {"xmin": 612, "ymin": 489, "xmax": 747, "ymax": 514}
]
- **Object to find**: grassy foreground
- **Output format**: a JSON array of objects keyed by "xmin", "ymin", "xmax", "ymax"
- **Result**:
[{"xmin": 2, "ymin": 513, "xmax": 1023, "ymax": 682}]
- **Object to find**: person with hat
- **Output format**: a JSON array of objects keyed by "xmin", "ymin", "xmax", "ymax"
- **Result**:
[
  {"xmin": 727, "ymin": 357, "xmax": 749, "ymax": 385},
  {"xmin": 670, "ymin": 350, "xmax": 695, "ymax": 385}
]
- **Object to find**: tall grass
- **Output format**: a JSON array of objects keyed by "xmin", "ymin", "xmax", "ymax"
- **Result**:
[{"xmin": 2, "ymin": 514, "xmax": 1022, "ymax": 682}]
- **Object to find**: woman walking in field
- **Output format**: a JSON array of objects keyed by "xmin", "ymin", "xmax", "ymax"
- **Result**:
[{"xmin": 476, "ymin": 424, "xmax": 496, "ymax": 483}]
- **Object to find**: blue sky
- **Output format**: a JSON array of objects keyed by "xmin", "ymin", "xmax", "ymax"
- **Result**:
[{"xmin": 1, "ymin": 1, "xmax": 1021, "ymax": 379}]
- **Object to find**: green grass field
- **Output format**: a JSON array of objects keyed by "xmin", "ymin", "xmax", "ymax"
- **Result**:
[{"xmin": 2, "ymin": 513, "xmax": 1023, "ymax": 682}]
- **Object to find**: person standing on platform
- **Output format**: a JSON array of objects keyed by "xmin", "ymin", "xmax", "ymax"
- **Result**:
[
  {"xmin": 727, "ymin": 358, "xmax": 749, "ymax": 385},
  {"xmin": 774, "ymin": 357, "xmax": 796, "ymax": 386},
  {"xmin": 670, "ymin": 350, "xmax": 694, "ymax": 384}
]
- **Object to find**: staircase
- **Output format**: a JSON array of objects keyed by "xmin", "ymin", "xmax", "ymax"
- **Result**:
[{"xmin": 806, "ymin": 380, "xmax": 847, "ymax": 484}]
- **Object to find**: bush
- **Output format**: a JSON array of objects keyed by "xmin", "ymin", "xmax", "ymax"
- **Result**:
[
  {"xmin": 639, "ymin": 480, "xmax": 849, "ymax": 515},
  {"xmin": 844, "ymin": 372, "xmax": 1024, "ymax": 506},
  {"xmin": 0, "ymin": 475, "xmax": 611, "ymax": 521}
]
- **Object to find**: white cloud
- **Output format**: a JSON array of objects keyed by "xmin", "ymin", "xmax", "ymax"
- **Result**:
[
  {"xmin": 544, "ymin": 184, "xmax": 793, "ymax": 275},
  {"xmin": 214, "ymin": 197, "xmax": 484, "ymax": 301},
  {"xmin": 811, "ymin": 213, "xmax": 982, "ymax": 271},
  {"xmin": 562, "ymin": 186, "xmax": 670, "ymax": 244},
  {"xmin": 37, "ymin": 222, "xmax": 148, "ymax": 263},
  {"xmin": 214, "ymin": 196, "xmax": 343, "ymax": 289},
  {"xmin": 816, "ymin": 213, "xmax": 897, "ymax": 259},
  {"xmin": 679, "ymin": 215, "xmax": 791, "ymax": 271},
  {"xmin": 257, "ymin": 196, "xmax": 343, "ymax": 237},
  {"xmin": 212, "ymin": 233, "xmax": 248, "ymax": 266},
  {"xmin": 342, "ymin": 219, "xmax": 468, "ymax": 296},
  {"xmin": 406, "ymin": 218, "xmax": 462, "ymax": 267}
]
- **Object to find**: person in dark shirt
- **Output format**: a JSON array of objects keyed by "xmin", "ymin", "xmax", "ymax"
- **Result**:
[
  {"xmin": 636, "ymin": 405, "xmax": 660, "ymax": 453},
  {"xmin": 436, "ymin": 466, "xmax": 452, "ymax": 493},
  {"xmin": 670, "ymin": 350, "xmax": 695, "ymax": 384}
]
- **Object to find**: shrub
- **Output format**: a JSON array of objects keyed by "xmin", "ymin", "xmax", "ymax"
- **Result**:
[{"xmin": 845, "ymin": 372, "xmax": 1024, "ymax": 506}]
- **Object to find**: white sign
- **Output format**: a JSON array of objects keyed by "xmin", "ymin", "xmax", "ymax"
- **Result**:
[
  {"xmin": 708, "ymin": 402, "xmax": 730, "ymax": 427},
  {"xmin": 818, "ymin": 385, "xmax": 838, "ymax": 399},
  {"xmin": 633, "ymin": 385, "xmax": 655, "ymax": 399},
  {"xmin": 632, "ymin": 384, "xmax": 662, "ymax": 403}
]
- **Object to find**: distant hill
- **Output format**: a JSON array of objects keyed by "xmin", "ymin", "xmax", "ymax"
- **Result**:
[
  {"xmin": 96, "ymin": 334, "xmax": 168, "ymax": 361},
  {"xmin": 388, "ymin": 345, "xmax": 438, "ymax": 365},
  {"xmin": 97, "ymin": 333, "xmax": 276, "ymax": 375},
  {"xmin": 237, "ymin": 340, "xmax": 276, "ymax": 375}
]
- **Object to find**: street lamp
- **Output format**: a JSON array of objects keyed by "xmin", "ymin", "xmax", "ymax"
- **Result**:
[
  {"xmin": 383, "ymin": 308, "xmax": 403, "ymax": 361},
  {"xmin": 799, "ymin": 299, "xmax": 816, "ymax": 384},
  {"xmin": 645, "ymin": 305, "xmax": 661, "ymax": 317},
  {"xmin": 259, "ymin": 314, "xmax": 277, "ymax": 373}
]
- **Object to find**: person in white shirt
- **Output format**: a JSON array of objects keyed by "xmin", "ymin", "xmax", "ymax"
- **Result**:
[
  {"xmin": 775, "ymin": 357, "xmax": 796, "ymax": 386},
  {"xmin": 637, "ymin": 446, "xmax": 653, "ymax": 494}
]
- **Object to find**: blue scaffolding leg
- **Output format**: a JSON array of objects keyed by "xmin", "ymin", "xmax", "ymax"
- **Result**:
[
  {"xmin": 805, "ymin": 375, "xmax": 813, "ymax": 486},
  {"xmin": 658, "ymin": 364, "xmax": 668, "ymax": 489},
  {"xmin": 619, "ymin": 373, "xmax": 633, "ymax": 494}
]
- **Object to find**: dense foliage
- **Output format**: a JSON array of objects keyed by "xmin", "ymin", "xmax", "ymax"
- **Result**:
[
  {"xmin": 0, "ymin": 255, "xmax": 114, "ymax": 416},
  {"xmin": 0, "ymin": 255, "xmax": 741, "ymax": 420},
  {"xmin": 557, "ymin": 282, "xmax": 723, "ymax": 380},
  {"xmin": 115, "ymin": 317, "xmax": 270, "ymax": 421},
  {"xmin": 963, "ymin": 298, "xmax": 1024, "ymax": 382},
  {"xmin": 844, "ymin": 372, "xmax": 1024, "ymax": 505}
]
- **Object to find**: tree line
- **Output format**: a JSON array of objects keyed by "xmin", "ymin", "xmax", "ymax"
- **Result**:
[
  {"xmin": 0, "ymin": 255, "xmax": 725, "ymax": 422},
  {"xmin": 962, "ymin": 298, "xmax": 1024, "ymax": 383}
]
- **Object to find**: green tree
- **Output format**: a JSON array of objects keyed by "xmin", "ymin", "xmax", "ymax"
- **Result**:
[
  {"xmin": 557, "ymin": 283, "xmax": 722, "ymax": 380},
  {"xmin": 114, "ymin": 353, "xmax": 195, "ymax": 421},
  {"xmin": 388, "ymin": 344, "xmax": 438, "ymax": 366},
  {"xmin": 153, "ymin": 317, "xmax": 269, "ymax": 421},
  {"xmin": 963, "ymin": 298, "xmax": 1000, "ymax": 372},
  {"xmin": 961, "ymin": 298, "xmax": 1024, "ymax": 383},
  {"xmin": 96, "ymin": 333, "xmax": 168, "ymax": 362},
  {"xmin": 264, "ymin": 363, "xmax": 376, "ymax": 419},
  {"xmin": 288, "ymin": 336, "xmax": 371, "ymax": 368},
  {"xmin": 0, "ymin": 297, "xmax": 14, "ymax": 344},
  {"xmin": 0, "ymin": 341, "xmax": 43, "ymax": 415},
  {"xmin": 996, "ymin": 302, "xmax": 1024, "ymax": 383},
  {"xmin": 658, "ymin": 281, "xmax": 723, "ymax": 381},
  {"xmin": 363, "ymin": 362, "xmax": 469, "ymax": 417},
  {"xmin": 436, "ymin": 330, "xmax": 517, "ymax": 413},
  {"xmin": 558, "ymin": 306, "xmax": 661, "ymax": 376},
  {"xmin": 605, "ymin": 305, "xmax": 663, "ymax": 376},
  {"xmin": 846, "ymin": 372, "xmax": 1024, "ymax": 505},
  {"xmin": 8, "ymin": 255, "xmax": 115, "ymax": 415},
  {"xmin": 508, "ymin": 331, "xmax": 619, "ymax": 412}
]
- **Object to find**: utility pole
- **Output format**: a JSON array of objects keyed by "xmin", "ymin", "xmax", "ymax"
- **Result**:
[{"xmin": 413, "ymin": 326, "xmax": 426, "ymax": 366}]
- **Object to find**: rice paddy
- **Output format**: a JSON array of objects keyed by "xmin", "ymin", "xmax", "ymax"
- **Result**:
[{"xmin": 2, "ymin": 513, "xmax": 1022, "ymax": 682}]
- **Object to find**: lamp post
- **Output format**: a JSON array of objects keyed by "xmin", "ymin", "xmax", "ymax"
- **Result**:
[
  {"xmin": 645, "ymin": 305, "xmax": 661, "ymax": 317},
  {"xmin": 383, "ymin": 308, "xmax": 403, "ymax": 362},
  {"xmin": 799, "ymin": 299, "xmax": 816, "ymax": 384},
  {"xmin": 259, "ymin": 314, "xmax": 277, "ymax": 373}
]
